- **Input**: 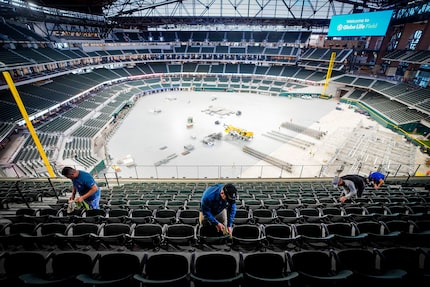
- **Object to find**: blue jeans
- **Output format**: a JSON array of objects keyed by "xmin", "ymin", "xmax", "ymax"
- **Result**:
[{"xmin": 86, "ymin": 195, "xmax": 100, "ymax": 209}]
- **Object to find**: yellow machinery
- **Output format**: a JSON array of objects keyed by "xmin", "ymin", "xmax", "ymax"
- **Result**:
[
  {"xmin": 224, "ymin": 125, "xmax": 254, "ymax": 140},
  {"xmin": 320, "ymin": 51, "xmax": 336, "ymax": 99}
]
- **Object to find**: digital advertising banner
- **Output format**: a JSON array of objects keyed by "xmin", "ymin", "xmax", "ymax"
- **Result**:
[{"xmin": 328, "ymin": 10, "xmax": 393, "ymax": 37}]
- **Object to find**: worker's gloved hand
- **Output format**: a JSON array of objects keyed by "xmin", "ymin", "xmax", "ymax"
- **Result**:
[
  {"xmin": 67, "ymin": 200, "xmax": 76, "ymax": 214},
  {"xmin": 339, "ymin": 196, "xmax": 347, "ymax": 203},
  {"xmin": 216, "ymin": 222, "xmax": 226, "ymax": 234}
]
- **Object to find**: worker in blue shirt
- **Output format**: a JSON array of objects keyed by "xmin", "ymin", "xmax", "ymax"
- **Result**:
[
  {"xmin": 199, "ymin": 183, "xmax": 237, "ymax": 235},
  {"xmin": 368, "ymin": 171, "xmax": 385, "ymax": 190},
  {"xmin": 62, "ymin": 166, "xmax": 101, "ymax": 209}
]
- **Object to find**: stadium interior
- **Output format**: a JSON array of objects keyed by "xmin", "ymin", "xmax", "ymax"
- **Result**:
[{"xmin": 0, "ymin": 0, "xmax": 430, "ymax": 286}]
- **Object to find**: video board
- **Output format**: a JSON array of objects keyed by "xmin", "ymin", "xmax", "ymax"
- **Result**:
[{"xmin": 327, "ymin": 10, "xmax": 393, "ymax": 37}]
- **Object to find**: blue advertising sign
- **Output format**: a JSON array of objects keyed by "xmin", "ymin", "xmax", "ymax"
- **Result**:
[{"xmin": 328, "ymin": 10, "xmax": 393, "ymax": 37}]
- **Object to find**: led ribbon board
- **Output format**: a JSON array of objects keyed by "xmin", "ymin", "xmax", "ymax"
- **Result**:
[{"xmin": 328, "ymin": 10, "xmax": 393, "ymax": 37}]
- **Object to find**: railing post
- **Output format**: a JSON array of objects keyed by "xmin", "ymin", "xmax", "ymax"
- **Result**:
[
  {"xmin": 394, "ymin": 165, "xmax": 402, "ymax": 177},
  {"xmin": 114, "ymin": 172, "xmax": 119, "ymax": 186},
  {"xmin": 103, "ymin": 173, "xmax": 110, "ymax": 189}
]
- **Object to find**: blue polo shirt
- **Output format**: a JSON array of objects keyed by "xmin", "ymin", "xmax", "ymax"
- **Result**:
[
  {"xmin": 369, "ymin": 171, "xmax": 385, "ymax": 182},
  {"xmin": 72, "ymin": 170, "xmax": 100, "ymax": 202}
]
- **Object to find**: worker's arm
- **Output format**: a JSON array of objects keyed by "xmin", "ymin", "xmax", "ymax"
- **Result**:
[
  {"xmin": 76, "ymin": 184, "xmax": 98, "ymax": 202},
  {"xmin": 339, "ymin": 181, "xmax": 357, "ymax": 202},
  {"xmin": 69, "ymin": 186, "xmax": 77, "ymax": 201},
  {"xmin": 201, "ymin": 199, "xmax": 218, "ymax": 225},
  {"xmin": 374, "ymin": 179, "xmax": 384, "ymax": 189}
]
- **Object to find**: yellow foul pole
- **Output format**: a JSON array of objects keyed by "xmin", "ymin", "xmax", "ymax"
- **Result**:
[
  {"xmin": 321, "ymin": 52, "xmax": 336, "ymax": 97},
  {"xmin": 2, "ymin": 71, "xmax": 56, "ymax": 177}
]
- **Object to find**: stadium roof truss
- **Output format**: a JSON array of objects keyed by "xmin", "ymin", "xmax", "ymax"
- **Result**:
[
  {"xmin": 102, "ymin": 0, "xmax": 430, "ymax": 28},
  {"xmin": 2, "ymin": 0, "xmax": 428, "ymax": 30},
  {"xmin": 104, "ymin": 0, "xmax": 354, "ymax": 29}
]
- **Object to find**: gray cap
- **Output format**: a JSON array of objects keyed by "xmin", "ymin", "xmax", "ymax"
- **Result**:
[{"xmin": 332, "ymin": 176, "xmax": 340, "ymax": 187}]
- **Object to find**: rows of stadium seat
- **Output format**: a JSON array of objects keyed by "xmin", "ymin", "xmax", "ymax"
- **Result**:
[
  {"xmin": 2, "ymin": 214, "xmax": 429, "ymax": 252},
  {"xmin": 0, "ymin": 43, "xmax": 303, "ymax": 71},
  {"xmin": 1, "ymin": 181, "xmax": 429, "ymax": 232},
  {"xmin": 0, "ymin": 247, "xmax": 429, "ymax": 287},
  {"xmin": 7, "ymin": 198, "xmax": 430, "ymax": 224},
  {"xmin": 100, "ymin": 190, "xmax": 430, "ymax": 212},
  {"xmin": 0, "ymin": 181, "xmax": 429, "ymax": 287},
  {"xmin": 4, "ymin": 199, "xmax": 430, "ymax": 224},
  {"xmin": 0, "ymin": 181, "xmax": 69, "ymax": 209}
]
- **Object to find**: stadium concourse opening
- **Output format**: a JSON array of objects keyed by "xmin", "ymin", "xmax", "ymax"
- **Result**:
[{"xmin": 100, "ymin": 90, "xmax": 426, "ymax": 179}]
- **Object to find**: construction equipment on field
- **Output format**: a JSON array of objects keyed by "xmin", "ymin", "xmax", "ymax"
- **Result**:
[
  {"xmin": 186, "ymin": 116, "xmax": 194, "ymax": 128},
  {"xmin": 224, "ymin": 125, "xmax": 254, "ymax": 140}
]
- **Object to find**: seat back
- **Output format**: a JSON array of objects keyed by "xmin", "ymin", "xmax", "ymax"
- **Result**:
[
  {"xmin": 335, "ymin": 248, "xmax": 377, "ymax": 274},
  {"xmin": 81, "ymin": 209, "xmax": 106, "ymax": 223},
  {"xmin": 37, "ymin": 207, "xmax": 59, "ymax": 217},
  {"xmin": 298, "ymin": 207, "xmax": 324, "ymax": 223},
  {"xmin": 16, "ymin": 208, "xmax": 37, "ymax": 217},
  {"xmin": 21, "ymin": 222, "xmax": 67, "ymax": 248},
  {"xmin": 102, "ymin": 223, "xmax": 131, "ymax": 236},
  {"xmin": 145, "ymin": 199, "xmax": 166, "ymax": 211},
  {"xmin": 177, "ymin": 209, "xmax": 200, "ymax": 225},
  {"xmin": 163, "ymin": 223, "xmax": 196, "ymax": 245},
  {"xmin": 165, "ymin": 200, "xmax": 185, "ymax": 211},
  {"xmin": 365, "ymin": 205, "xmax": 387, "ymax": 215},
  {"xmin": 290, "ymin": 250, "xmax": 333, "ymax": 276},
  {"xmin": 252, "ymin": 209, "xmax": 274, "ymax": 224},
  {"xmin": 326, "ymin": 222, "xmax": 355, "ymax": 236},
  {"xmin": 243, "ymin": 199, "xmax": 263, "ymax": 210},
  {"xmin": 98, "ymin": 253, "xmax": 141, "ymax": 280},
  {"xmin": 275, "ymin": 208, "xmax": 300, "ymax": 223},
  {"xmin": 243, "ymin": 252, "xmax": 285, "ymax": 278},
  {"xmin": 385, "ymin": 220, "xmax": 413, "ymax": 233},
  {"xmin": 38, "ymin": 222, "xmax": 68, "ymax": 236},
  {"xmin": 2, "ymin": 251, "xmax": 46, "ymax": 285},
  {"xmin": 300, "ymin": 198, "xmax": 320, "ymax": 208},
  {"xmin": 51, "ymin": 251, "xmax": 94, "ymax": 278},
  {"xmin": 106, "ymin": 208, "xmax": 129, "ymax": 223},
  {"xmin": 356, "ymin": 221, "xmax": 383, "ymax": 235},
  {"xmin": 154, "ymin": 209, "xmax": 177, "ymax": 225},
  {"xmin": 262, "ymin": 199, "xmax": 283, "ymax": 210},
  {"xmin": 232, "ymin": 224, "xmax": 262, "ymax": 241},
  {"xmin": 344, "ymin": 206, "xmax": 365, "ymax": 215},
  {"xmin": 378, "ymin": 247, "xmax": 424, "ymax": 285},
  {"xmin": 132, "ymin": 223, "xmax": 163, "ymax": 247},
  {"xmin": 415, "ymin": 220, "xmax": 430, "ymax": 232},
  {"xmin": 129, "ymin": 209, "xmax": 154, "ymax": 224},
  {"xmin": 185, "ymin": 200, "xmax": 201, "ymax": 210},
  {"xmin": 133, "ymin": 223, "xmax": 163, "ymax": 237},
  {"xmin": 96, "ymin": 223, "xmax": 132, "ymax": 247},
  {"xmin": 379, "ymin": 247, "xmax": 421, "ymax": 273},
  {"xmin": 8, "ymin": 222, "xmax": 37, "ymax": 235},
  {"xmin": 294, "ymin": 223, "xmax": 327, "ymax": 238},
  {"xmin": 144, "ymin": 253, "xmax": 189, "ymax": 281},
  {"xmin": 263, "ymin": 223, "xmax": 295, "ymax": 247},
  {"xmin": 191, "ymin": 252, "xmax": 241, "ymax": 286},
  {"xmin": 70, "ymin": 222, "xmax": 99, "ymax": 235},
  {"xmin": 233, "ymin": 208, "xmax": 251, "ymax": 225},
  {"xmin": 197, "ymin": 224, "xmax": 230, "ymax": 245}
]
